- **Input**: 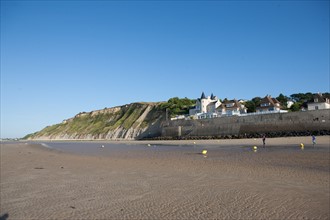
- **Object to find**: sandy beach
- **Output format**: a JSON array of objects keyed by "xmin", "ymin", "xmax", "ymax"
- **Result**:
[{"xmin": 1, "ymin": 136, "xmax": 329, "ymax": 219}]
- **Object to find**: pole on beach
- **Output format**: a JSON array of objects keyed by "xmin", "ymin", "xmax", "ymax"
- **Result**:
[{"xmin": 166, "ymin": 108, "xmax": 169, "ymax": 123}]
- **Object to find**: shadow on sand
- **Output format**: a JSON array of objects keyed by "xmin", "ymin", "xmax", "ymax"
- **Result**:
[{"xmin": 0, "ymin": 213, "xmax": 9, "ymax": 220}]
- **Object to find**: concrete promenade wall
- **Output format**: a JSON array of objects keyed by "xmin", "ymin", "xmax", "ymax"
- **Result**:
[{"xmin": 161, "ymin": 109, "xmax": 330, "ymax": 138}]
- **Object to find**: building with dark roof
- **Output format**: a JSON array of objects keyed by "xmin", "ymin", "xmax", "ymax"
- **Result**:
[
  {"xmin": 189, "ymin": 92, "xmax": 221, "ymax": 119},
  {"xmin": 307, "ymin": 93, "xmax": 330, "ymax": 110}
]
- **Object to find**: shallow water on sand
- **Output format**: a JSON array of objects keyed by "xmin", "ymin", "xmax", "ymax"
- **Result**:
[
  {"xmin": 24, "ymin": 141, "xmax": 328, "ymax": 160},
  {"xmin": 1, "ymin": 141, "xmax": 329, "ymax": 219}
]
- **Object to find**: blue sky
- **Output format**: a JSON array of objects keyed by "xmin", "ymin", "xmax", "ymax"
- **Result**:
[{"xmin": 1, "ymin": 0, "xmax": 329, "ymax": 138}]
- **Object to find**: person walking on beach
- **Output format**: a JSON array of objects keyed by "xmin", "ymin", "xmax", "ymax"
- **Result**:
[
  {"xmin": 262, "ymin": 134, "xmax": 266, "ymax": 148},
  {"xmin": 312, "ymin": 135, "xmax": 316, "ymax": 147}
]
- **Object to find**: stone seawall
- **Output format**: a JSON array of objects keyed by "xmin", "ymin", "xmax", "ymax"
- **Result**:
[{"xmin": 160, "ymin": 109, "xmax": 330, "ymax": 139}]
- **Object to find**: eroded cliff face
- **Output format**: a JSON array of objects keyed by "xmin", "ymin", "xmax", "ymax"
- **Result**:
[{"xmin": 27, "ymin": 102, "xmax": 166, "ymax": 140}]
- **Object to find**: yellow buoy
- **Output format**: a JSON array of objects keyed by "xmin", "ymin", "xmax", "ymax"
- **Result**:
[
  {"xmin": 253, "ymin": 146, "xmax": 257, "ymax": 150},
  {"xmin": 202, "ymin": 150, "xmax": 207, "ymax": 155},
  {"xmin": 193, "ymin": 141, "xmax": 196, "ymax": 145},
  {"xmin": 147, "ymin": 144, "xmax": 151, "ymax": 147},
  {"xmin": 300, "ymin": 143, "xmax": 304, "ymax": 148}
]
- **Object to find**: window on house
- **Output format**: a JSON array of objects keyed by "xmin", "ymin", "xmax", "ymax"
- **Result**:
[
  {"xmin": 261, "ymin": 103, "xmax": 270, "ymax": 107},
  {"xmin": 314, "ymin": 98, "xmax": 318, "ymax": 102},
  {"xmin": 315, "ymin": 106, "xmax": 319, "ymax": 110}
]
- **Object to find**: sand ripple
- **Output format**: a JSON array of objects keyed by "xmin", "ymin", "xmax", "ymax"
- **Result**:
[{"xmin": 1, "ymin": 140, "xmax": 329, "ymax": 219}]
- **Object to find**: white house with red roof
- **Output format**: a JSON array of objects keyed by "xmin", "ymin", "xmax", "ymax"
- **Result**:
[
  {"xmin": 217, "ymin": 99, "xmax": 247, "ymax": 116},
  {"xmin": 256, "ymin": 95, "xmax": 282, "ymax": 113}
]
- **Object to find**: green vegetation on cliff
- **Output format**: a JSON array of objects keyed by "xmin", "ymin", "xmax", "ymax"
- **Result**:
[
  {"xmin": 25, "ymin": 103, "xmax": 161, "ymax": 139},
  {"xmin": 25, "ymin": 98, "xmax": 195, "ymax": 140},
  {"xmin": 159, "ymin": 97, "xmax": 196, "ymax": 117}
]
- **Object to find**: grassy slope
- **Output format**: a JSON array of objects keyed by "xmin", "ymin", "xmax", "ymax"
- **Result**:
[{"xmin": 26, "ymin": 102, "xmax": 164, "ymax": 139}]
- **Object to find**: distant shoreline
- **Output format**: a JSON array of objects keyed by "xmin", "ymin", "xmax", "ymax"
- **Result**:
[{"xmin": 19, "ymin": 135, "xmax": 330, "ymax": 147}]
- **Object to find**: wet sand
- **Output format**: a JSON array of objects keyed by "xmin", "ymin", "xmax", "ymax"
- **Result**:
[{"xmin": 1, "ymin": 136, "xmax": 329, "ymax": 219}]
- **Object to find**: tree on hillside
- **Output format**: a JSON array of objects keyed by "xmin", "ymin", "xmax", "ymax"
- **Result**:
[
  {"xmin": 276, "ymin": 93, "xmax": 289, "ymax": 109},
  {"xmin": 290, "ymin": 93, "xmax": 313, "ymax": 103},
  {"xmin": 288, "ymin": 92, "xmax": 316, "ymax": 112},
  {"xmin": 244, "ymin": 101, "xmax": 255, "ymax": 113},
  {"xmin": 324, "ymin": 92, "xmax": 330, "ymax": 97},
  {"xmin": 244, "ymin": 97, "xmax": 261, "ymax": 113},
  {"xmin": 289, "ymin": 102, "xmax": 302, "ymax": 112},
  {"xmin": 160, "ymin": 97, "xmax": 196, "ymax": 116}
]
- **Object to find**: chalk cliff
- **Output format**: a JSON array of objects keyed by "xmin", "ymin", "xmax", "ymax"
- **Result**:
[{"xmin": 26, "ymin": 102, "xmax": 166, "ymax": 140}]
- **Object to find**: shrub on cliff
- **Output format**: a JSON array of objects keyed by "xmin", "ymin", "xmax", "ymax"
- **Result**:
[{"xmin": 160, "ymin": 97, "xmax": 196, "ymax": 117}]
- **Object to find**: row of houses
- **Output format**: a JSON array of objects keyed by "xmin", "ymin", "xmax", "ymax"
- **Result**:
[{"xmin": 179, "ymin": 92, "xmax": 330, "ymax": 120}]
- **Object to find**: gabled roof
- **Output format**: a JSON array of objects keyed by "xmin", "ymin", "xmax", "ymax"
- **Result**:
[
  {"xmin": 272, "ymin": 98, "xmax": 280, "ymax": 104},
  {"xmin": 217, "ymin": 99, "xmax": 245, "ymax": 110},
  {"xmin": 310, "ymin": 93, "xmax": 330, "ymax": 103},
  {"xmin": 256, "ymin": 95, "xmax": 282, "ymax": 110},
  {"xmin": 261, "ymin": 95, "xmax": 278, "ymax": 104},
  {"xmin": 206, "ymin": 100, "xmax": 218, "ymax": 107},
  {"xmin": 258, "ymin": 96, "xmax": 280, "ymax": 107}
]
